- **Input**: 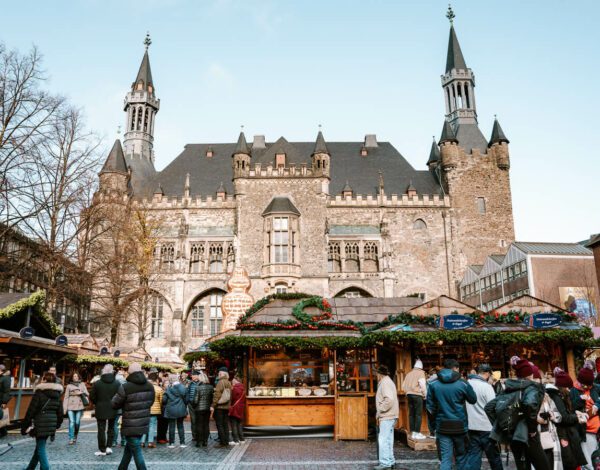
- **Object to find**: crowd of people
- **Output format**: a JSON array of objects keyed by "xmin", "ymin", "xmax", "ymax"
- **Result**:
[
  {"xmin": 0, "ymin": 363, "xmax": 245, "ymax": 470},
  {"xmin": 375, "ymin": 357, "xmax": 600, "ymax": 470}
]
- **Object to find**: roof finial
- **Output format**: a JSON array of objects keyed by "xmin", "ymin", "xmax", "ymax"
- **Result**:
[
  {"xmin": 144, "ymin": 32, "xmax": 152, "ymax": 50},
  {"xmin": 446, "ymin": 4, "xmax": 455, "ymax": 25},
  {"xmin": 318, "ymin": 123, "xmax": 322, "ymax": 130},
  {"xmin": 117, "ymin": 125, "xmax": 121, "ymax": 137}
]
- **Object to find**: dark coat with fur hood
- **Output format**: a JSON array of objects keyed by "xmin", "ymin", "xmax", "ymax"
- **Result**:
[{"xmin": 21, "ymin": 382, "xmax": 64, "ymax": 438}]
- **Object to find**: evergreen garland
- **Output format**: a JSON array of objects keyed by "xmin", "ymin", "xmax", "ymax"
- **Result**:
[{"xmin": 0, "ymin": 290, "xmax": 62, "ymax": 337}]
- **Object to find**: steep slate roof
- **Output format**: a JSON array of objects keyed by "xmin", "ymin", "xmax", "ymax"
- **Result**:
[
  {"xmin": 446, "ymin": 26, "xmax": 467, "ymax": 73},
  {"xmin": 455, "ymin": 123, "xmax": 488, "ymax": 154},
  {"xmin": 488, "ymin": 118, "xmax": 510, "ymax": 147},
  {"xmin": 513, "ymin": 242, "xmax": 592, "ymax": 256},
  {"xmin": 427, "ymin": 139, "xmax": 440, "ymax": 165},
  {"xmin": 313, "ymin": 131, "xmax": 329, "ymax": 154},
  {"xmin": 101, "ymin": 140, "xmax": 128, "ymax": 174},
  {"xmin": 490, "ymin": 254, "xmax": 505, "ymax": 264},
  {"xmin": 262, "ymin": 197, "xmax": 300, "ymax": 216},
  {"xmin": 439, "ymin": 120, "xmax": 458, "ymax": 144},
  {"xmin": 134, "ymin": 50, "xmax": 154, "ymax": 93},
  {"xmin": 234, "ymin": 132, "xmax": 250, "ymax": 154},
  {"xmin": 134, "ymin": 139, "xmax": 442, "ymax": 199}
]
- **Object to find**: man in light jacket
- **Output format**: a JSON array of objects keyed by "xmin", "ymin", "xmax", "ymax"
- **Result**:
[
  {"xmin": 465, "ymin": 363, "xmax": 503, "ymax": 470},
  {"xmin": 401, "ymin": 358, "xmax": 427, "ymax": 440},
  {"xmin": 374, "ymin": 365, "xmax": 399, "ymax": 470}
]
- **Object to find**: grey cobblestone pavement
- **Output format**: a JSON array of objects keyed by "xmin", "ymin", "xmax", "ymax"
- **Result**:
[{"xmin": 0, "ymin": 420, "xmax": 518, "ymax": 469}]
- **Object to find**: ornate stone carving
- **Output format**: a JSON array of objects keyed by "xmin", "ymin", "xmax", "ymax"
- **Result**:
[{"xmin": 221, "ymin": 266, "xmax": 254, "ymax": 332}]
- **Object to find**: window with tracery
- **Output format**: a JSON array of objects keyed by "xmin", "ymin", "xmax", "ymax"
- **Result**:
[
  {"xmin": 150, "ymin": 294, "xmax": 164, "ymax": 338},
  {"xmin": 209, "ymin": 243, "xmax": 223, "ymax": 273},
  {"xmin": 226, "ymin": 244, "xmax": 235, "ymax": 273},
  {"xmin": 344, "ymin": 243, "xmax": 360, "ymax": 273},
  {"xmin": 189, "ymin": 244, "xmax": 205, "ymax": 273},
  {"xmin": 328, "ymin": 242, "xmax": 341, "ymax": 273},
  {"xmin": 160, "ymin": 244, "xmax": 175, "ymax": 272},
  {"xmin": 210, "ymin": 292, "xmax": 223, "ymax": 335},
  {"xmin": 363, "ymin": 242, "xmax": 378, "ymax": 272}
]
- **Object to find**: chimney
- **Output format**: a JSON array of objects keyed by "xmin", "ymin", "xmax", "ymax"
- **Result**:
[
  {"xmin": 364, "ymin": 134, "xmax": 378, "ymax": 148},
  {"xmin": 253, "ymin": 135, "xmax": 266, "ymax": 149}
]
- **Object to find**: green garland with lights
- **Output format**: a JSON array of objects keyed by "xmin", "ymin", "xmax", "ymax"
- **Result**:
[
  {"xmin": 182, "ymin": 350, "xmax": 220, "ymax": 363},
  {"xmin": 0, "ymin": 290, "xmax": 62, "ymax": 337},
  {"xmin": 60, "ymin": 354, "xmax": 179, "ymax": 373}
]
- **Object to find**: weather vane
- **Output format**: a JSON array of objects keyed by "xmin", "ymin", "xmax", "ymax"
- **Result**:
[
  {"xmin": 144, "ymin": 32, "xmax": 152, "ymax": 50},
  {"xmin": 446, "ymin": 4, "xmax": 455, "ymax": 25},
  {"xmin": 117, "ymin": 125, "xmax": 121, "ymax": 137}
]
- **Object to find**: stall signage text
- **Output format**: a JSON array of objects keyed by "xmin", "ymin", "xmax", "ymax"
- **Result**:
[
  {"xmin": 436, "ymin": 314, "xmax": 475, "ymax": 330},
  {"xmin": 55, "ymin": 335, "xmax": 68, "ymax": 346},
  {"xmin": 525, "ymin": 313, "xmax": 563, "ymax": 329},
  {"xmin": 19, "ymin": 326, "xmax": 35, "ymax": 338}
]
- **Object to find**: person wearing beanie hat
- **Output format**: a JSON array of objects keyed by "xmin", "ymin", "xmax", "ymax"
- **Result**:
[
  {"xmin": 571, "ymin": 363, "xmax": 600, "ymax": 468},
  {"xmin": 112, "ymin": 361, "xmax": 155, "ymax": 469},
  {"xmin": 486, "ymin": 356, "xmax": 549, "ymax": 469},
  {"xmin": 401, "ymin": 358, "xmax": 428, "ymax": 440},
  {"xmin": 545, "ymin": 368, "xmax": 587, "ymax": 469}
]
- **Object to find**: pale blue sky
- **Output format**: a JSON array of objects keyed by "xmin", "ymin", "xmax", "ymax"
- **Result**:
[{"xmin": 2, "ymin": 0, "xmax": 598, "ymax": 243}]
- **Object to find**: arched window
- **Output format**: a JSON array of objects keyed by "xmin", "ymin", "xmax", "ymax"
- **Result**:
[
  {"xmin": 143, "ymin": 108, "xmax": 149, "ymax": 133},
  {"xmin": 136, "ymin": 106, "xmax": 143, "ymax": 131},
  {"xmin": 413, "ymin": 219, "xmax": 427, "ymax": 230},
  {"xmin": 187, "ymin": 289, "xmax": 226, "ymax": 338},
  {"xmin": 363, "ymin": 242, "xmax": 378, "ymax": 272},
  {"xmin": 328, "ymin": 242, "xmax": 341, "ymax": 273},
  {"xmin": 160, "ymin": 243, "xmax": 175, "ymax": 272},
  {"xmin": 189, "ymin": 243, "xmax": 205, "ymax": 273},
  {"xmin": 335, "ymin": 287, "xmax": 372, "ymax": 298},
  {"xmin": 226, "ymin": 243, "xmax": 235, "ymax": 273},
  {"xmin": 150, "ymin": 294, "xmax": 164, "ymax": 338},
  {"xmin": 344, "ymin": 242, "xmax": 360, "ymax": 273},
  {"xmin": 130, "ymin": 108, "xmax": 136, "ymax": 131},
  {"xmin": 209, "ymin": 243, "xmax": 223, "ymax": 273}
]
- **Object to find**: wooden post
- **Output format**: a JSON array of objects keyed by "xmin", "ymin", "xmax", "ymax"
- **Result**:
[{"xmin": 566, "ymin": 347, "xmax": 576, "ymax": 377}]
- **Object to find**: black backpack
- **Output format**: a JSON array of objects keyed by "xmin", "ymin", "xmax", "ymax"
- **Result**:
[{"xmin": 494, "ymin": 389, "xmax": 523, "ymax": 435}]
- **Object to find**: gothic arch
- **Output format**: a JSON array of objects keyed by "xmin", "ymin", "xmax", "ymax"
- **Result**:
[
  {"xmin": 183, "ymin": 287, "xmax": 227, "ymax": 323},
  {"xmin": 334, "ymin": 286, "xmax": 374, "ymax": 298}
]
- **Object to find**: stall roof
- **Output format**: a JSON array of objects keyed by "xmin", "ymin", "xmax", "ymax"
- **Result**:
[
  {"xmin": 0, "ymin": 327, "xmax": 74, "ymax": 354},
  {"xmin": 405, "ymin": 295, "xmax": 484, "ymax": 317},
  {"xmin": 0, "ymin": 291, "xmax": 62, "ymax": 338},
  {"xmin": 494, "ymin": 294, "xmax": 567, "ymax": 313},
  {"xmin": 208, "ymin": 329, "xmax": 362, "ymax": 343},
  {"xmin": 374, "ymin": 322, "xmax": 585, "ymax": 333},
  {"xmin": 247, "ymin": 297, "xmax": 422, "ymax": 325}
]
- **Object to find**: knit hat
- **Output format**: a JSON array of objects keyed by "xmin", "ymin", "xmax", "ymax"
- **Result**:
[
  {"xmin": 191, "ymin": 369, "xmax": 201, "ymax": 376},
  {"xmin": 0, "ymin": 364, "xmax": 6, "ymax": 372},
  {"xmin": 578, "ymin": 365, "xmax": 595, "ymax": 386},
  {"xmin": 531, "ymin": 365, "xmax": 542, "ymax": 380},
  {"xmin": 414, "ymin": 359, "xmax": 423, "ymax": 369},
  {"xmin": 102, "ymin": 364, "xmax": 114, "ymax": 375},
  {"xmin": 128, "ymin": 362, "xmax": 142, "ymax": 374},
  {"xmin": 513, "ymin": 359, "xmax": 534, "ymax": 379},
  {"xmin": 218, "ymin": 366, "xmax": 228, "ymax": 373},
  {"xmin": 553, "ymin": 367, "xmax": 573, "ymax": 388},
  {"xmin": 375, "ymin": 365, "xmax": 389, "ymax": 376}
]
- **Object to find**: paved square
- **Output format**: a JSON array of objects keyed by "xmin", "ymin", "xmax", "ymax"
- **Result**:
[{"xmin": 0, "ymin": 420, "xmax": 517, "ymax": 469}]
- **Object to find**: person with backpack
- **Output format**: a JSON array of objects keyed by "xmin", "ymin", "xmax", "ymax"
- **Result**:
[
  {"xmin": 20, "ymin": 372, "xmax": 64, "ymax": 470},
  {"xmin": 211, "ymin": 369, "xmax": 232, "ymax": 447},
  {"xmin": 571, "ymin": 362, "xmax": 599, "ymax": 470},
  {"xmin": 162, "ymin": 374, "xmax": 188, "ymax": 448},
  {"xmin": 465, "ymin": 363, "xmax": 503, "ymax": 470},
  {"xmin": 486, "ymin": 357, "xmax": 550, "ymax": 470},
  {"xmin": 426, "ymin": 358, "xmax": 477, "ymax": 470},
  {"xmin": 546, "ymin": 368, "xmax": 587, "ymax": 470}
]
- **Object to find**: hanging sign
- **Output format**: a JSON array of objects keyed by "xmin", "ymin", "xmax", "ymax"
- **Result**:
[
  {"xmin": 525, "ymin": 313, "xmax": 563, "ymax": 329},
  {"xmin": 19, "ymin": 327, "xmax": 35, "ymax": 339},
  {"xmin": 436, "ymin": 314, "xmax": 475, "ymax": 330},
  {"xmin": 99, "ymin": 346, "xmax": 109, "ymax": 355},
  {"xmin": 55, "ymin": 335, "xmax": 68, "ymax": 346},
  {"xmin": 113, "ymin": 350, "xmax": 121, "ymax": 357}
]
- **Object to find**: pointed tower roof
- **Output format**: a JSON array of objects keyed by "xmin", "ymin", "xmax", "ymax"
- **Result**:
[
  {"xmin": 132, "ymin": 33, "xmax": 154, "ymax": 94},
  {"xmin": 100, "ymin": 139, "xmax": 128, "ymax": 174},
  {"xmin": 427, "ymin": 137, "xmax": 441, "ymax": 165},
  {"xmin": 488, "ymin": 118, "xmax": 510, "ymax": 147},
  {"xmin": 233, "ymin": 132, "xmax": 250, "ymax": 155},
  {"xmin": 313, "ymin": 130, "xmax": 329, "ymax": 155},
  {"xmin": 439, "ymin": 120, "xmax": 458, "ymax": 144},
  {"xmin": 445, "ymin": 25, "xmax": 467, "ymax": 73}
]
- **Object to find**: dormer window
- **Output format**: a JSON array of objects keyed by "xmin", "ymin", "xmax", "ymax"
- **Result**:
[
  {"xmin": 206, "ymin": 147, "xmax": 214, "ymax": 158},
  {"xmin": 276, "ymin": 153, "xmax": 286, "ymax": 168}
]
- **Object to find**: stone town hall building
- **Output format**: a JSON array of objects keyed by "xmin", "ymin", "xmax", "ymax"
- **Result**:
[{"xmin": 92, "ymin": 20, "xmax": 515, "ymax": 358}]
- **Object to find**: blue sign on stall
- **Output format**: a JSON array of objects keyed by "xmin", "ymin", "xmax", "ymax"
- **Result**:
[
  {"xmin": 19, "ymin": 326, "xmax": 35, "ymax": 339},
  {"xmin": 525, "ymin": 313, "xmax": 563, "ymax": 329},
  {"xmin": 100, "ymin": 346, "xmax": 109, "ymax": 355},
  {"xmin": 113, "ymin": 350, "xmax": 121, "ymax": 357},
  {"xmin": 55, "ymin": 335, "xmax": 68, "ymax": 346},
  {"xmin": 436, "ymin": 314, "xmax": 475, "ymax": 330}
]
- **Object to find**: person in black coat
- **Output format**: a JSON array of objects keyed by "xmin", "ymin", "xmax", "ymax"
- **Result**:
[
  {"xmin": 90, "ymin": 364, "xmax": 120, "ymax": 456},
  {"xmin": 20, "ymin": 372, "xmax": 64, "ymax": 470},
  {"xmin": 0, "ymin": 364, "xmax": 11, "ymax": 438},
  {"xmin": 547, "ymin": 369, "xmax": 588, "ymax": 470},
  {"xmin": 112, "ymin": 363, "xmax": 154, "ymax": 470}
]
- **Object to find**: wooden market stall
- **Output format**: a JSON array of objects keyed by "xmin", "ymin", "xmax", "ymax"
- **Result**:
[
  {"xmin": 207, "ymin": 294, "xmax": 419, "ymax": 439},
  {"xmin": 369, "ymin": 294, "xmax": 590, "ymax": 447}
]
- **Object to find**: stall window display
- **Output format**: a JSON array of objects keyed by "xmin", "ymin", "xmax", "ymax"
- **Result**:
[
  {"xmin": 336, "ymin": 348, "xmax": 377, "ymax": 393},
  {"xmin": 248, "ymin": 348, "xmax": 334, "ymax": 397}
]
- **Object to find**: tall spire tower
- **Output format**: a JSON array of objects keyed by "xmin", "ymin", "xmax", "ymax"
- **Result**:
[
  {"xmin": 123, "ymin": 32, "xmax": 160, "ymax": 164},
  {"xmin": 441, "ymin": 6, "xmax": 477, "ymax": 127}
]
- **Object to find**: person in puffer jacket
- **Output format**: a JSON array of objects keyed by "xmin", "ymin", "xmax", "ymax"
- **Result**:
[
  {"xmin": 192, "ymin": 371, "xmax": 214, "ymax": 447},
  {"xmin": 21, "ymin": 372, "xmax": 64, "ymax": 470},
  {"xmin": 162, "ymin": 374, "xmax": 188, "ymax": 448},
  {"xmin": 112, "ymin": 363, "xmax": 154, "ymax": 470},
  {"xmin": 426, "ymin": 358, "xmax": 476, "ymax": 470}
]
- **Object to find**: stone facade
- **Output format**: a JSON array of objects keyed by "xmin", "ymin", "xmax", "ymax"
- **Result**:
[{"xmin": 90, "ymin": 22, "xmax": 518, "ymax": 359}]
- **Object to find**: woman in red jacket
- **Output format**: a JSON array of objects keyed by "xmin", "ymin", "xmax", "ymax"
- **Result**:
[{"xmin": 228, "ymin": 375, "xmax": 246, "ymax": 444}]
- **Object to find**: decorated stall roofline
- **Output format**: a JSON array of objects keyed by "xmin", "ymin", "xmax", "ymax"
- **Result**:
[
  {"xmin": 0, "ymin": 290, "xmax": 62, "ymax": 337},
  {"xmin": 209, "ymin": 326, "xmax": 593, "ymax": 351},
  {"xmin": 182, "ymin": 350, "xmax": 220, "ymax": 363},
  {"xmin": 60, "ymin": 354, "xmax": 179, "ymax": 373}
]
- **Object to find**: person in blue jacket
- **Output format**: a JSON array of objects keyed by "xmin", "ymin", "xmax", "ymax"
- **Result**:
[{"xmin": 426, "ymin": 358, "xmax": 477, "ymax": 470}]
